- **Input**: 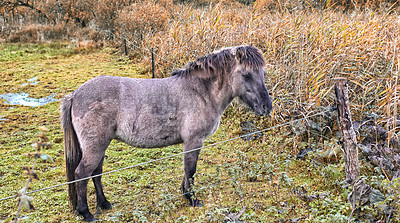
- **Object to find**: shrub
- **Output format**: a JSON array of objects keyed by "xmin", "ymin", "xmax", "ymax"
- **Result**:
[
  {"xmin": 7, "ymin": 26, "xmax": 39, "ymax": 43},
  {"xmin": 6, "ymin": 24, "xmax": 70, "ymax": 43},
  {"xmin": 116, "ymin": 0, "xmax": 172, "ymax": 41}
]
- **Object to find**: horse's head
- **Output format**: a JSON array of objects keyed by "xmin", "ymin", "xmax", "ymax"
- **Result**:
[
  {"xmin": 232, "ymin": 46, "xmax": 273, "ymax": 116},
  {"xmin": 173, "ymin": 45, "xmax": 273, "ymax": 116}
]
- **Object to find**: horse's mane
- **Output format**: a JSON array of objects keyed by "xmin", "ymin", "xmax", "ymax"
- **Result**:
[{"xmin": 171, "ymin": 46, "xmax": 265, "ymax": 86}]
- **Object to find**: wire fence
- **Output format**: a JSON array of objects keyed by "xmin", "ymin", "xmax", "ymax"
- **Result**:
[
  {"xmin": 0, "ymin": 109, "xmax": 329, "ymax": 203},
  {"xmin": 106, "ymin": 30, "xmax": 180, "ymax": 71},
  {"xmin": 95, "ymin": 111, "xmax": 332, "ymax": 221}
]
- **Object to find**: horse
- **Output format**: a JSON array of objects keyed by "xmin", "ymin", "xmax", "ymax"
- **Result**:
[{"xmin": 61, "ymin": 45, "xmax": 273, "ymax": 221}]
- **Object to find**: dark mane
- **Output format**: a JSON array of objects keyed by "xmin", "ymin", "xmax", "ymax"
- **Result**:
[{"xmin": 171, "ymin": 46, "xmax": 265, "ymax": 79}]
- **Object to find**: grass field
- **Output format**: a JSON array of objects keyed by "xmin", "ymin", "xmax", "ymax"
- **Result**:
[
  {"xmin": 0, "ymin": 3, "xmax": 399, "ymax": 221},
  {"xmin": 0, "ymin": 43, "xmax": 351, "ymax": 222}
]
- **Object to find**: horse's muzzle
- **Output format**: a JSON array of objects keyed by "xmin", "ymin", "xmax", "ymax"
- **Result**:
[{"xmin": 254, "ymin": 101, "xmax": 273, "ymax": 116}]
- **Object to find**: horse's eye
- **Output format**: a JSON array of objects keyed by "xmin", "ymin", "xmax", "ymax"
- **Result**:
[{"xmin": 243, "ymin": 74, "xmax": 252, "ymax": 81}]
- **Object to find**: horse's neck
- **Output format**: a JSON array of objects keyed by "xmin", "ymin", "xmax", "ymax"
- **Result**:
[
  {"xmin": 171, "ymin": 74, "xmax": 234, "ymax": 114},
  {"xmin": 197, "ymin": 77, "xmax": 234, "ymax": 114},
  {"xmin": 214, "ymin": 85, "xmax": 234, "ymax": 113}
]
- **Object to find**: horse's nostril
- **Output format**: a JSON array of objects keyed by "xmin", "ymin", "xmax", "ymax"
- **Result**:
[{"xmin": 263, "ymin": 104, "xmax": 272, "ymax": 113}]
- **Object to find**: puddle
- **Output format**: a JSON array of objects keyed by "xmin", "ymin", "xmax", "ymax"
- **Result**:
[
  {"xmin": 0, "ymin": 92, "xmax": 59, "ymax": 107},
  {"xmin": 21, "ymin": 76, "xmax": 40, "ymax": 86},
  {"xmin": 0, "ymin": 115, "xmax": 7, "ymax": 123}
]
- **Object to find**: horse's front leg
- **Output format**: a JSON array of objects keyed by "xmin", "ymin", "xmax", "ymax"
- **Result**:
[{"xmin": 181, "ymin": 139, "xmax": 204, "ymax": 207}]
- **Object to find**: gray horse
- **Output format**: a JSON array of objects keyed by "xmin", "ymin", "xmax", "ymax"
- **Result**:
[{"xmin": 61, "ymin": 45, "xmax": 273, "ymax": 221}]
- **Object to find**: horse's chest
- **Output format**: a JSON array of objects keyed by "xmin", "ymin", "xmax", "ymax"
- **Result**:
[{"xmin": 208, "ymin": 119, "xmax": 220, "ymax": 137}]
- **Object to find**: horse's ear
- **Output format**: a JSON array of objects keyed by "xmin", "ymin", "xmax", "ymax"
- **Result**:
[
  {"xmin": 189, "ymin": 61, "xmax": 203, "ymax": 70},
  {"xmin": 235, "ymin": 48, "xmax": 245, "ymax": 62}
]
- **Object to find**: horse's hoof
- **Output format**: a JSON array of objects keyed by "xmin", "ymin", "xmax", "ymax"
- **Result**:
[
  {"xmin": 99, "ymin": 201, "xmax": 112, "ymax": 210},
  {"xmin": 83, "ymin": 215, "xmax": 96, "ymax": 222},
  {"xmin": 190, "ymin": 199, "xmax": 203, "ymax": 207},
  {"xmin": 77, "ymin": 208, "xmax": 95, "ymax": 222}
]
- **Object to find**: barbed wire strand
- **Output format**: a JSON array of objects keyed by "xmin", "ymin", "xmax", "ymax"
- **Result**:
[
  {"xmin": 0, "ymin": 97, "xmax": 329, "ymax": 157},
  {"xmin": 100, "ymin": 158, "xmax": 288, "ymax": 222},
  {"xmin": 0, "ymin": 109, "xmax": 328, "ymax": 202},
  {"xmin": 273, "ymin": 96, "xmax": 335, "ymax": 111}
]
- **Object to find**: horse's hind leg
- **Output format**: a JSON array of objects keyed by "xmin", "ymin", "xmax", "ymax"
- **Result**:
[
  {"xmin": 71, "ymin": 100, "xmax": 117, "ymax": 221},
  {"xmin": 92, "ymin": 156, "xmax": 112, "ymax": 210},
  {"xmin": 75, "ymin": 144, "xmax": 110, "ymax": 222}
]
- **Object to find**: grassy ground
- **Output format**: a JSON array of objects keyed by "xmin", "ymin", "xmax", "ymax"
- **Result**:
[{"xmin": 0, "ymin": 42, "xmax": 394, "ymax": 222}]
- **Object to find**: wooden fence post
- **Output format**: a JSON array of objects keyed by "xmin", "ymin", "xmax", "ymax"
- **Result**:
[
  {"xmin": 151, "ymin": 48, "xmax": 155, "ymax": 78},
  {"xmin": 123, "ymin": 38, "xmax": 128, "ymax": 56},
  {"xmin": 334, "ymin": 77, "xmax": 359, "ymax": 184}
]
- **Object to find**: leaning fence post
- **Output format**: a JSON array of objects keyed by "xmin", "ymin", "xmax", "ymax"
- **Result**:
[{"xmin": 334, "ymin": 77, "xmax": 359, "ymax": 184}]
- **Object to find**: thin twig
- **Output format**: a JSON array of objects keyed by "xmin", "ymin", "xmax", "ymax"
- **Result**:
[{"xmin": 14, "ymin": 156, "xmax": 38, "ymax": 222}]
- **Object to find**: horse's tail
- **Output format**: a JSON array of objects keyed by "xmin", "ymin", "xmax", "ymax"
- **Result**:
[{"xmin": 61, "ymin": 94, "xmax": 81, "ymax": 211}]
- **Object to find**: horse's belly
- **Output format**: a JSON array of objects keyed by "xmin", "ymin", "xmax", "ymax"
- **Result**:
[
  {"xmin": 115, "ymin": 119, "xmax": 183, "ymax": 148},
  {"xmin": 120, "ymin": 132, "xmax": 183, "ymax": 148}
]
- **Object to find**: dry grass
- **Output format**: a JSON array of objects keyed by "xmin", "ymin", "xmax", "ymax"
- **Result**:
[
  {"xmin": 128, "ymin": 2, "xmax": 399, "ymax": 127},
  {"xmin": 116, "ymin": 0, "xmax": 172, "ymax": 41}
]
